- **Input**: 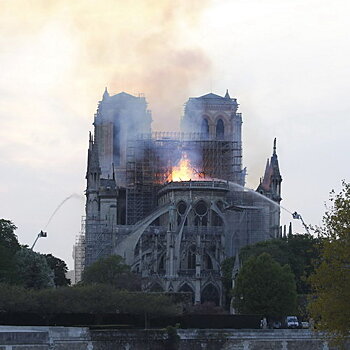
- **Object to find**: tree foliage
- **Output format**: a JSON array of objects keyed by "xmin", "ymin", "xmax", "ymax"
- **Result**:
[
  {"xmin": 0, "ymin": 220, "xmax": 20, "ymax": 252},
  {"xmin": 238, "ymin": 233, "xmax": 320, "ymax": 294},
  {"xmin": 309, "ymin": 181, "xmax": 350, "ymax": 340},
  {"xmin": 232, "ymin": 253, "xmax": 297, "ymax": 318},
  {"xmin": 82, "ymin": 255, "xmax": 141, "ymax": 290},
  {"xmin": 44, "ymin": 254, "xmax": 70, "ymax": 287},
  {"xmin": 15, "ymin": 248, "xmax": 54, "ymax": 289},
  {"xmin": 221, "ymin": 256, "xmax": 235, "ymax": 308},
  {"xmin": 0, "ymin": 219, "xmax": 20, "ymax": 283},
  {"xmin": 0, "ymin": 218, "xmax": 71, "ymax": 290},
  {"xmin": 0, "ymin": 283, "xmax": 180, "ymax": 316}
]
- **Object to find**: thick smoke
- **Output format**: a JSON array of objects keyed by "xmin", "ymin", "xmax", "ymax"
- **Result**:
[{"xmin": 1, "ymin": 0, "xmax": 212, "ymax": 130}]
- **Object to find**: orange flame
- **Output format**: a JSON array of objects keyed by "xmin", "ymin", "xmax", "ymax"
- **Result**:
[{"xmin": 168, "ymin": 153, "xmax": 206, "ymax": 182}]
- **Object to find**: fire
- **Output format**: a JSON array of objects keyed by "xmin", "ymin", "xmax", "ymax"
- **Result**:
[{"xmin": 168, "ymin": 153, "xmax": 207, "ymax": 182}]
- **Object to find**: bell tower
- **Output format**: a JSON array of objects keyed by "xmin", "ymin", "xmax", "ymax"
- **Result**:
[
  {"xmin": 181, "ymin": 90, "xmax": 244, "ymax": 185},
  {"xmin": 181, "ymin": 90, "xmax": 242, "ymax": 143},
  {"xmin": 93, "ymin": 89, "xmax": 152, "ymax": 185}
]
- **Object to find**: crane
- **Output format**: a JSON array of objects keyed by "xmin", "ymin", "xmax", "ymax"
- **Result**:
[
  {"xmin": 292, "ymin": 212, "xmax": 310, "ymax": 235},
  {"xmin": 31, "ymin": 230, "xmax": 47, "ymax": 250}
]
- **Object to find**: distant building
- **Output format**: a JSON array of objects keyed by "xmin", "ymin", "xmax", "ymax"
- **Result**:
[
  {"xmin": 76, "ymin": 89, "xmax": 282, "ymax": 305},
  {"xmin": 65, "ymin": 270, "xmax": 75, "ymax": 285}
]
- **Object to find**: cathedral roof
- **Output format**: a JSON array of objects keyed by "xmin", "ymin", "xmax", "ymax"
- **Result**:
[
  {"xmin": 198, "ymin": 93, "xmax": 226, "ymax": 99},
  {"xmin": 188, "ymin": 91, "xmax": 237, "ymax": 106},
  {"xmin": 109, "ymin": 91, "xmax": 141, "ymax": 100},
  {"xmin": 100, "ymin": 90, "xmax": 146, "ymax": 104}
]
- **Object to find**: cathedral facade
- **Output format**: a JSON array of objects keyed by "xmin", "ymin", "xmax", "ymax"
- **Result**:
[{"xmin": 79, "ymin": 89, "xmax": 282, "ymax": 305}]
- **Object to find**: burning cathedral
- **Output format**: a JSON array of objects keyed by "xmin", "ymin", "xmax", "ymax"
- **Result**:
[{"xmin": 75, "ymin": 89, "xmax": 282, "ymax": 305}]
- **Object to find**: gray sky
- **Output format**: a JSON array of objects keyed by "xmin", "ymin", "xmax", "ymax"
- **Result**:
[{"xmin": 0, "ymin": 0, "xmax": 349, "ymax": 269}]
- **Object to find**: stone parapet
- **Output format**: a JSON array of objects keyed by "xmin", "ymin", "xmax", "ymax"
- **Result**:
[{"xmin": 0, "ymin": 326, "xmax": 346, "ymax": 350}]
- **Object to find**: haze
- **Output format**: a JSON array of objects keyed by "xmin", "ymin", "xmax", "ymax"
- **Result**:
[{"xmin": 0, "ymin": 0, "xmax": 349, "ymax": 269}]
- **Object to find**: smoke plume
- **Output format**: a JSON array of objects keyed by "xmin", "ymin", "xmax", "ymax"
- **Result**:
[{"xmin": 0, "ymin": 0, "xmax": 212, "ymax": 131}]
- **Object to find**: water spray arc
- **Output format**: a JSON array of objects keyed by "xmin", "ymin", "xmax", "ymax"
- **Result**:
[
  {"xmin": 44, "ymin": 193, "xmax": 84, "ymax": 230},
  {"xmin": 227, "ymin": 181, "xmax": 311, "ymax": 235},
  {"xmin": 224, "ymin": 180, "xmax": 293, "ymax": 215},
  {"xmin": 31, "ymin": 193, "xmax": 84, "ymax": 250}
]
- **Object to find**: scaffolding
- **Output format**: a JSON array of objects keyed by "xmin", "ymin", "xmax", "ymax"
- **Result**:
[
  {"xmin": 73, "ymin": 216, "xmax": 86, "ymax": 283},
  {"xmin": 124, "ymin": 132, "xmax": 243, "ymax": 225},
  {"xmin": 84, "ymin": 218, "xmax": 114, "ymax": 266}
]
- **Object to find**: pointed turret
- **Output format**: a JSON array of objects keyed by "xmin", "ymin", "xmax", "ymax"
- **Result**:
[
  {"xmin": 256, "ymin": 138, "xmax": 282, "ymax": 203},
  {"xmin": 270, "ymin": 138, "xmax": 281, "ymax": 178},
  {"xmin": 232, "ymin": 253, "xmax": 240, "ymax": 278},
  {"xmin": 85, "ymin": 132, "xmax": 102, "ymax": 222},
  {"xmin": 260, "ymin": 159, "xmax": 272, "ymax": 191},
  {"xmin": 86, "ymin": 133, "xmax": 101, "ymax": 190},
  {"xmin": 225, "ymin": 89, "xmax": 231, "ymax": 99},
  {"xmin": 102, "ymin": 87, "xmax": 109, "ymax": 100},
  {"xmin": 269, "ymin": 138, "xmax": 282, "ymax": 202},
  {"xmin": 231, "ymin": 252, "xmax": 240, "ymax": 290}
]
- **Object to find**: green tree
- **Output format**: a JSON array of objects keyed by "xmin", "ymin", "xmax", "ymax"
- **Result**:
[
  {"xmin": 82, "ymin": 255, "xmax": 141, "ymax": 290},
  {"xmin": 221, "ymin": 256, "xmax": 235, "ymax": 308},
  {"xmin": 239, "ymin": 234, "xmax": 320, "ymax": 294},
  {"xmin": 0, "ymin": 219, "xmax": 20, "ymax": 283},
  {"xmin": 309, "ymin": 181, "xmax": 350, "ymax": 341},
  {"xmin": 232, "ymin": 253, "xmax": 297, "ymax": 318},
  {"xmin": 0, "ymin": 220, "xmax": 20, "ymax": 251},
  {"xmin": 15, "ymin": 247, "xmax": 54, "ymax": 289},
  {"xmin": 44, "ymin": 254, "xmax": 70, "ymax": 287}
]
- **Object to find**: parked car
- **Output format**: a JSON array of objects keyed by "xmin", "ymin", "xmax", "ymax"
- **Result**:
[
  {"xmin": 301, "ymin": 321, "xmax": 309, "ymax": 329},
  {"xmin": 285, "ymin": 316, "xmax": 300, "ymax": 329}
]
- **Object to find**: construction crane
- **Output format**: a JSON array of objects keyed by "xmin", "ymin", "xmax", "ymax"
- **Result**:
[
  {"xmin": 31, "ymin": 230, "xmax": 47, "ymax": 250},
  {"xmin": 292, "ymin": 212, "xmax": 310, "ymax": 235}
]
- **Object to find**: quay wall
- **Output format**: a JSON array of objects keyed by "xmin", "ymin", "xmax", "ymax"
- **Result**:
[{"xmin": 0, "ymin": 326, "xmax": 346, "ymax": 350}]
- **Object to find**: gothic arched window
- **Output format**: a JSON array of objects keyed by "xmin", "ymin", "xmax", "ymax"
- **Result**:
[
  {"xmin": 203, "ymin": 253, "xmax": 213, "ymax": 270},
  {"xmin": 187, "ymin": 245, "xmax": 196, "ymax": 269},
  {"xmin": 178, "ymin": 283, "xmax": 195, "ymax": 303},
  {"xmin": 201, "ymin": 283, "xmax": 220, "ymax": 305},
  {"xmin": 201, "ymin": 118, "xmax": 209, "ymax": 138},
  {"xmin": 159, "ymin": 254, "xmax": 165, "ymax": 270},
  {"xmin": 212, "ymin": 210, "xmax": 223, "ymax": 226},
  {"xmin": 216, "ymin": 119, "xmax": 224, "ymax": 140}
]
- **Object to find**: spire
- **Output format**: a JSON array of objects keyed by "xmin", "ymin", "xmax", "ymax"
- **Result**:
[
  {"xmin": 231, "ymin": 251, "xmax": 241, "ymax": 289},
  {"xmin": 89, "ymin": 131, "xmax": 93, "ymax": 144},
  {"xmin": 256, "ymin": 138, "xmax": 282, "ymax": 200},
  {"xmin": 225, "ymin": 89, "xmax": 231, "ymax": 99},
  {"xmin": 261, "ymin": 159, "xmax": 272, "ymax": 190},
  {"xmin": 270, "ymin": 138, "xmax": 280, "ymax": 176},
  {"xmin": 264, "ymin": 159, "xmax": 270, "ymax": 177},
  {"xmin": 102, "ymin": 87, "xmax": 109, "ymax": 100},
  {"xmin": 112, "ymin": 163, "xmax": 116, "ymax": 181},
  {"xmin": 233, "ymin": 253, "xmax": 240, "ymax": 275},
  {"xmin": 86, "ymin": 135, "xmax": 101, "ymax": 175}
]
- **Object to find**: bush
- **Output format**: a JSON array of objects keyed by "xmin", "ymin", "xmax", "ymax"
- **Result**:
[{"xmin": 0, "ymin": 283, "xmax": 180, "ymax": 316}]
